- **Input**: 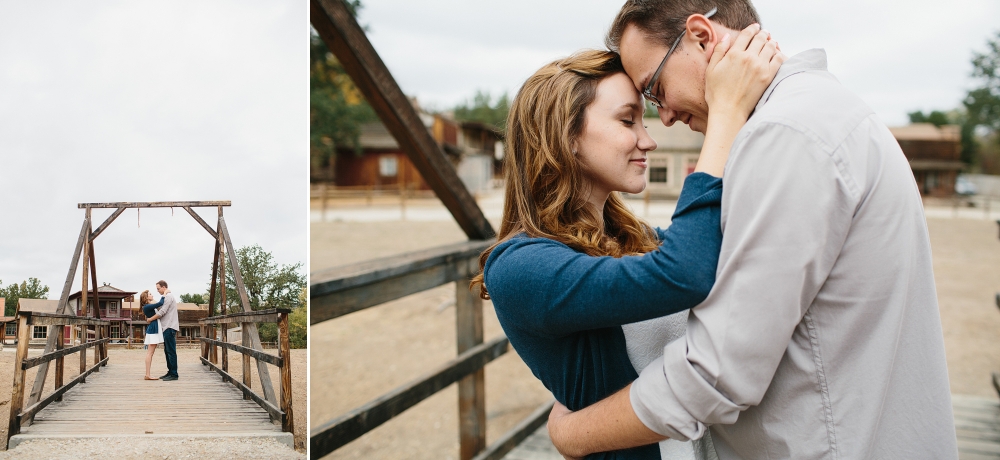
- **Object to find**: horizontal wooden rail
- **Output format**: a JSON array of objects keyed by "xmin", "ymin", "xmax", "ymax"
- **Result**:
[
  {"xmin": 198, "ymin": 337, "xmax": 282, "ymax": 367},
  {"xmin": 21, "ymin": 338, "xmax": 111, "ymax": 369},
  {"xmin": 310, "ymin": 240, "xmax": 491, "ymax": 324},
  {"xmin": 23, "ymin": 312, "xmax": 109, "ymax": 327},
  {"xmin": 18, "ymin": 356, "xmax": 109, "ymax": 424},
  {"xmin": 471, "ymin": 400, "xmax": 555, "ymax": 460},
  {"xmin": 310, "ymin": 335, "xmax": 509, "ymax": 457},
  {"xmin": 78, "ymin": 201, "xmax": 231, "ymax": 208},
  {"xmin": 201, "ymin": 357, "xmax": 284, "ymax": 423},
  {"xmin": 201, "ymin": 308, "xmax": 290, "ymax": 325}
]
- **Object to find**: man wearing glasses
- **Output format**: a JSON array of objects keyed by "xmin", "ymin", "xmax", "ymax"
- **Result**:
[{"xmin": 546, "ymin": 1, "xmax": 958, "ymax": 459}]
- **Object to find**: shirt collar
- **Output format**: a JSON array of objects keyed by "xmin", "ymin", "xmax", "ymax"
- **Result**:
[{"xmin": 753, "ymin": 49, "xmax": 828, "ymax": 113}]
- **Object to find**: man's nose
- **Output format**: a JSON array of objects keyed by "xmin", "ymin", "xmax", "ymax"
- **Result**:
[{"xmin": 657, "ymin": 105, "xmax": 677, "ymax": 127}]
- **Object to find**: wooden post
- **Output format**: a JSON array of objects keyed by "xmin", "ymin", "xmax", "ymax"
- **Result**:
[
  {"xmin": 218, "ymin": 225, "xmax": 227, "ymax": 365},
  {"xmin": 278, "ymin": 311, "xmax": 294, "ymax": 433},
  {"xmin": 8, "ymin": 315, "xmax": 31, "ymax": 442},
  {"xmin": 456, "ymin": 258, "xmax": 486, "ymax": 460},
  {"xmin": 55, "ymin": 325, "xmax": 64, "ymax": 402},
  {"xmin": 221, "ymin": 323, "xmax": 229, "ymax": 373},
  {"xmin": 28, "ymin": 216, "xmax": 90, "ymax": 407},
  {"xmin": 219, "ymin": 217, "xmax": 278, "ymax": 405},
  {"xmin": 208, "ymin": 210, "xmax": 222, "ymax": 365},
  {"xmin": 94, "ymin": 324, "xmax": 102, "ymax": 370},
  {"xmin": 80, "ymin": 325, "xmax": 87, "ymax": 378},
  {"xmin": 242, "ymin": 325, "xmax": 252, "ymax": 400}
]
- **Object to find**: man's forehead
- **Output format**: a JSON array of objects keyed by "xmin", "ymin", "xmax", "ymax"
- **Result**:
[{"xmin": 619, "ymin": 25, "xmax": 665, "ymax": 89}]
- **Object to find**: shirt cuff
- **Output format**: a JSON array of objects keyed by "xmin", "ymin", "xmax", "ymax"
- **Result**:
[{"xmin": 630, "ymin": 353, "xmax": 705, "ymax": 442}]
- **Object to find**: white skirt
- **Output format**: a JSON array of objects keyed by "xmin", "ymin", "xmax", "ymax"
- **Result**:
[{"xmin": 144, "ymin": 320, "xmax": 164, "ymax": 345}]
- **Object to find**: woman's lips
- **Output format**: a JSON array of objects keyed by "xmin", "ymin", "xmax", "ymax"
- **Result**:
[{"xmin": 630, "ymin": 158, "xmax": 648, "ymax": 167}]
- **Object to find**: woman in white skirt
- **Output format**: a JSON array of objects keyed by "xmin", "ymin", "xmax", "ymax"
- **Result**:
[{"xmin": 140, "ymin": 290, "xmax": 165, "ymax": 380}]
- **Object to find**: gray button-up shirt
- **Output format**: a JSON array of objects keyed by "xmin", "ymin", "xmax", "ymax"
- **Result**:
[
  {"xmin": 156, "ymin": 292, "xmax": 179, "ymax": 332},
  {"xmin": 631, "ymin": 50, "xmax": 958, "ymax": 459}
]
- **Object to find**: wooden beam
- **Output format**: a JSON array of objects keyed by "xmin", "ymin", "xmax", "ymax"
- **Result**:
[
  {"xmin": 457, "ymin": 258, "xmax": 486, "ymax": 460},
  {"xmin": 28, "ymin": 216, "xmax": 90, "ymax": 410},
  {"xmin": 23, "ymin": 313, "xmax": 110, "ymax": 327},
  {"xmin": 7, "ymin": 316, "xmax": 31, "ymax": 444},
  {"xmin": 182, "ymin": 206, "xmax": 218, "ymax": 239},
  {"xmin": 218, "ymin": 216, "xmax": 278, "ymax": 406},
  {"xmin": 310, "ymin": 0, "xmax": 494, "ymax": 240},
  {"xmin": 21, "ymin": 338, "xmax": 111, "ymax": 369},
  {"xmin": 310, "ymin": 335, "xmax": 510, "ymax": 457},
  {"xmin": 278, "ymin": 311, "xmax": 294, "ymax": 434},
  {"xmin": 78, "ymin": 201, "xmax": 231, "ymax": 209},
  {"xmin": 310, "ymin": 240, "xmax": 490, "ymax": 324},
  {"xmin": 88, "ymin": 239, "xmax": 102, "ymax": 320},
  {"xmin": 201, "ymin": 308, "xmax": 291, "ymax": 325},
  {"xmin": 89, "ymin": 207, "xmax": 126, "ymax": 241},
  {"xmin": 200, "ymin": 357, "xmax": 284, "ymax": 423},
  {"xmin": 198, "ymin": 337, "xmax": 283, "ymax": 366},
  {"xmin": 470, "ymin": 400, "xmax": 556, "ymax": 460}
]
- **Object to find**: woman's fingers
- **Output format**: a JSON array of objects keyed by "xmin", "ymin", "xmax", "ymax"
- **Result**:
[
  {"xmin": 746, "ymin": 28, "xmax": 771, "ymax": 56},
  {"xmin": 707, "ymin": 33, "xmax": 732, "ymax": 71},
  {"xmin": 730, "ymin": 23, "xmax": 761, "ymax": 52}
]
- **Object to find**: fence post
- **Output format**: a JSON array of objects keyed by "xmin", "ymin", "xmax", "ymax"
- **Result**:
[
  {"xmin": 80, "ymin": 325, "xmax": 87, "ymax": 380},
  {"xmin": 278, "ymin": 311, "xmax": 294, "ymax": 433},
  {"xmin": 55, "ymin": 325, "xmax": 65, "ymax": 402},
  {"xmin": 242, "ymin": 324, "xmax": 252, "ymax": 400},
  {"xmin": 456, "ymin": 258, "xmax": 486, "ymax": 460},
  {"xmin": 8, "ymin": 315, "xmax": 31, "ymax": 442},
  {"xmin": 94, "ymin": 324, "xmax": 101, "ymax": 371},
  {"xmin": 222, "ymin": 322, "xmax": 229, "ymax": 373}
]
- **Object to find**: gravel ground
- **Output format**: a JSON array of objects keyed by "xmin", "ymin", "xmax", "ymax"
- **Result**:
[
  {"xmin": 311, "ymin": 196, "xmax": 1000, "ymax": 458},
  {"xmin": 0, "ymin": 437, "xmax": 303, "ymax": 459}
]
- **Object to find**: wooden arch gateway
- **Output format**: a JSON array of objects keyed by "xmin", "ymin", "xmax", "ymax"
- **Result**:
[
  {"xmin": 7, "ymin": 201, "xmax": 294, "ymax": 447},
  {"xmin": 309, "ymin": 1, "xmax": 554, "ymax": 459}
]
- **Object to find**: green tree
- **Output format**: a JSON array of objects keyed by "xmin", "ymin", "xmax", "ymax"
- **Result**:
[
  {"xmin": 908, "ymin": 110, "xmax": 951, "ymax": 127},
  {"xmin": 209, "ymin": 244, "xmax": 305, "ymax": 313},
  {"xmin": 310, "ymin": 1, "xmax": 378, "ymax": 181},
  {"xmin": 179, "ymin": 293, "xmax": 206, "ymax": 304},
  {"xmin": 453, "ymin": 90, "xmax": 510, "ymax": 132},
  {"xmin": 0, "ymin": 278, "xmax": 50, "ymax": 316},
  {"xmin": 966, "ymin": 31, "xmax": 1000, "ymax": 140}
]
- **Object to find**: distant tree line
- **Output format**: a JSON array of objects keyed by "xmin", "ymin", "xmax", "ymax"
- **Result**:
[{"xmin": 910, "ymin": 31, "xmax": 1000, "ymax": 173}]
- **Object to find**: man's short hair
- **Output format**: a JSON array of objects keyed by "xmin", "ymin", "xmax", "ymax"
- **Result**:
[
  {"xmin": 606, "ymin": 0, "xmax": 761, "ymax": 53},
  {"xmin": 156, "ymin": 280, "xmax": 168, "ymax": 288}
]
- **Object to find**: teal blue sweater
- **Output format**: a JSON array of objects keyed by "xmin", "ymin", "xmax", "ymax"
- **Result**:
[{"xmin": 483, "ymin": 173, "xmax": 723, "ymax": 460}]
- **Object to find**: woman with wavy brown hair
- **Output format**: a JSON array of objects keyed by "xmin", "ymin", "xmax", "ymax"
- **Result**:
[{"xmin": 472, "ymin": 26, "xmax": 781, "ymax": 460}]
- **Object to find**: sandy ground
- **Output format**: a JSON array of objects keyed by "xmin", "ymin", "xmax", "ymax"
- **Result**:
[
  {"xmin": 0, "ymin": 346, "xmax": 307, "ymax": 457},
  {"xmin": 311, "ymin": 195, "xmax": 1000, "ymax": 458}
]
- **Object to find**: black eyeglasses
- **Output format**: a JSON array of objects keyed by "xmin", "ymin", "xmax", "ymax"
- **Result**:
[{"xmin": 642, "ymin": 7, "xmax": 718, "ymax": 109}]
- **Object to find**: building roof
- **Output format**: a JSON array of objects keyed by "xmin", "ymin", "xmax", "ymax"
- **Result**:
[
  {"xmin": 178, "ymin": 303, "xmax": 208, "ymax": 311},
  {"xmin": 358, "ymin": 122, "xmax": 401, "ymax": 149},
  {"xmin": 17, "ymin": 298, "xmax": 61, "ymax": 314},
  {"xmin": 646, "ymin": 122, "xmax": 706, "ymax": 151},
  {"xmin": 69, "ymin": 284, "xmax": 137, "ymax": 300},
  {"xmin": 888, "ymin": 123, "xmax": 961, "ymax": 142}
]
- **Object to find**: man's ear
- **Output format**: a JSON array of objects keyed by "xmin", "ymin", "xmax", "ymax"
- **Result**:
[{"xmin": 685, "ymin": 13, "xmax": 718, "ymax": 60}]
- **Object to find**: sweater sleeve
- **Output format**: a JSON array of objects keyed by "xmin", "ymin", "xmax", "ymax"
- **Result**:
[{"xmin": 484, "ymin": 173, "xmax": 723, "ymax": 338}]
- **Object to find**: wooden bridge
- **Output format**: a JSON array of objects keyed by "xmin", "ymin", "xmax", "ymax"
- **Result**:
[{"xmin": 7, "ymin": 200, "xmax": 296, "ymax": 450}]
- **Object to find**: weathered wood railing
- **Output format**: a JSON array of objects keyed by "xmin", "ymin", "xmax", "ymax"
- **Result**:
[
  {"xmin": 198, "ymin": 308, "xmax": 294, "ymax": 433},
  {"xmin": 310, "ymin": 240, "xmax": 555, "ymax": 460},
  {"xmin": 7, "ymin": 312, "xmax": 110, "ymax": 446}
]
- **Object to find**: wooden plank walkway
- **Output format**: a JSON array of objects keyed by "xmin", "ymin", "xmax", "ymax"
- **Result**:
[
  {"xmin": 10, "ymin": 356, "xmax": 291, "ymax": 448},
  {"xmin": 502, "ymin": 395, "xmax": 1000, "ymax": 459}
]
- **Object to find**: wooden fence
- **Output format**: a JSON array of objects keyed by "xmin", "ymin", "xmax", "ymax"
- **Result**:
[
  {"xmin": 309, "ymin": 240, "xmax": 554, "ymax": 460},
  {"xmin": 198, "ymin": 308, "xmax": 294, "ymax": 433},
  {"xmin": 7, "ymin": 312, "xmax": 110, "ymax": 445}
]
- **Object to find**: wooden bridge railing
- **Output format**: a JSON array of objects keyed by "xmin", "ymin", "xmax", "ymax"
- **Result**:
[
  {"xmin": 309, "ymin": 240, "xmax": 555, "ymax": 460},
  {"xmin": 7, "ymin": 312, "xmax": 111, "ymax": 446},
  {"xmin": 198, "ymin": 308, "xmax": 294, "ymax": 433}
]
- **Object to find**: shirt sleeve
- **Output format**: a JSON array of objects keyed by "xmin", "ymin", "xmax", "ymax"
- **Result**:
[
  {"xmin": 630, "ymin": 122, "xmax": 859, "ymax": 440},
  {"xmin": 484, "ymin": 172, "xmax": 723, "ymax": 338}
]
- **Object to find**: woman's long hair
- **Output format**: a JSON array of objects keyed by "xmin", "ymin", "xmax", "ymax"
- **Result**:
[
  {"xmin": 472, "ymin": 50, "xmax": 660, "ymax": 299},
  {"xmin": 139, "ymin": 290, "xmax": 151, "ymax": 306}
]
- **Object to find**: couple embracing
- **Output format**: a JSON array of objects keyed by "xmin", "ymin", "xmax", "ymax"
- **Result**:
[
  {"xmin": 139, "ymin": 280, "xmax": 179, "ymax": 382},
  {"xmin": 474, "ymin": 0, "xmax": 958, "ymax": 459}
]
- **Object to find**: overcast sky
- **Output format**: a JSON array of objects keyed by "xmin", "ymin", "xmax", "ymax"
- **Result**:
[
  {"xmin": 357, "ymin": 0, "xmax": 1000, "ymax": 127},
  {"xmin": 0, "ymin": 1, "xmax": 307, "ymax": 302}
]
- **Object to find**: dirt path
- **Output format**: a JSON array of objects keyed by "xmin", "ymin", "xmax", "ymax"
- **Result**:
[{"xmin": 311, "ymin": 199, "xmax": 1000, "ymax": 459}]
